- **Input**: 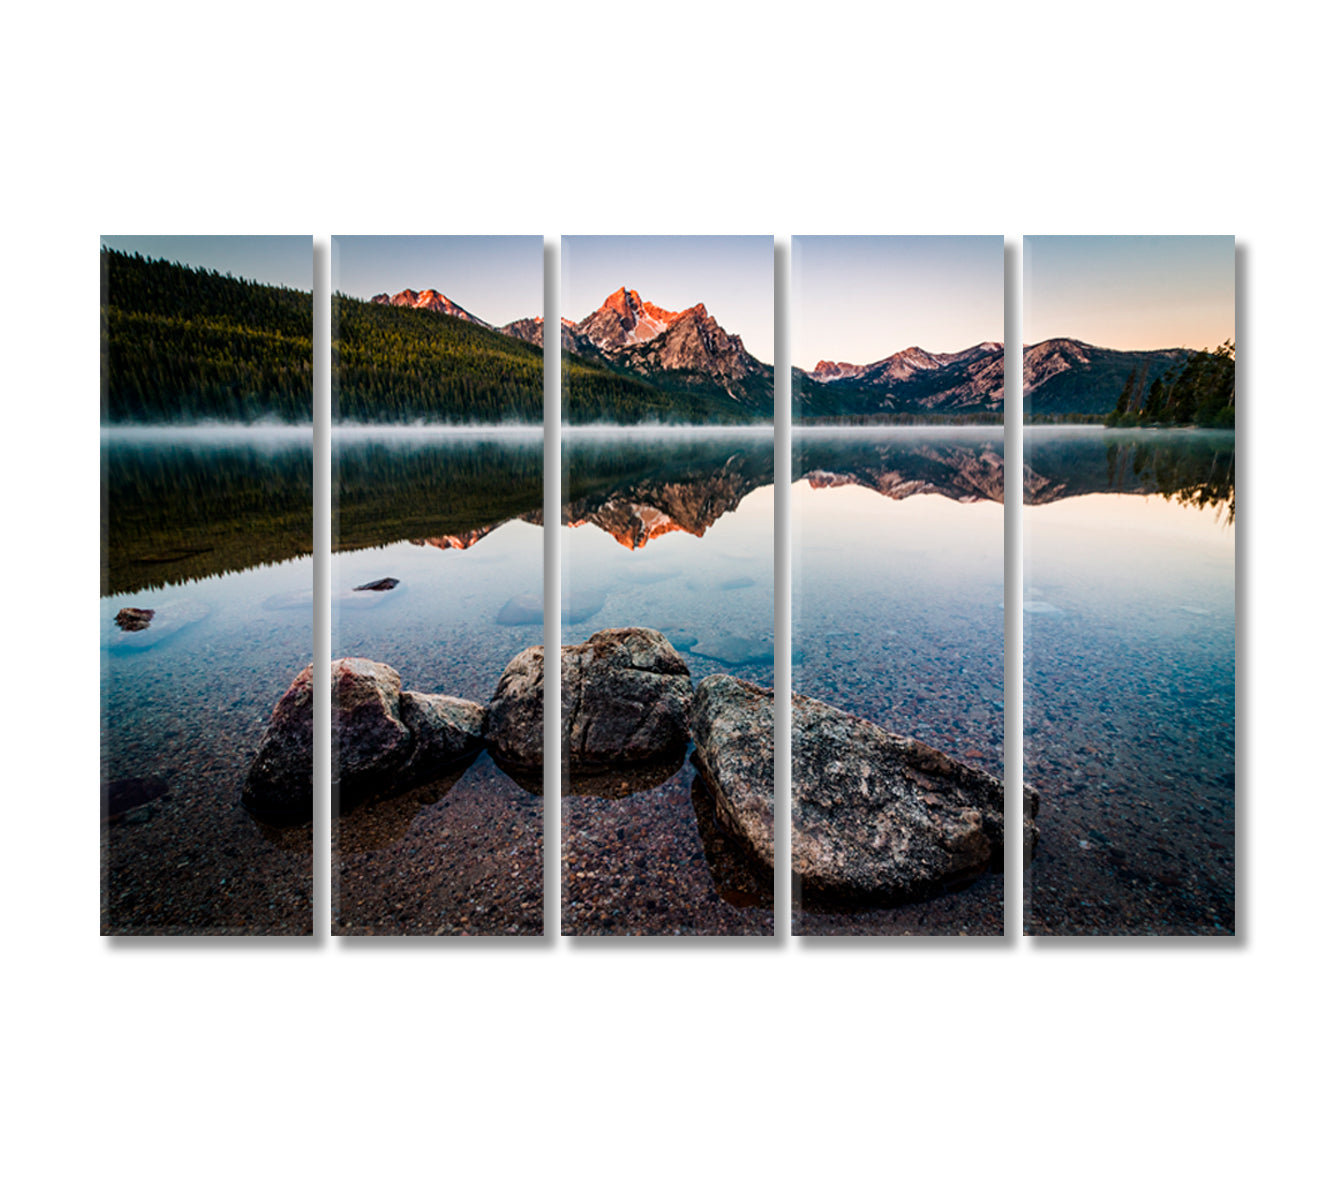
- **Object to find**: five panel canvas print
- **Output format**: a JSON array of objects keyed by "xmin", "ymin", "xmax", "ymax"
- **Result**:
[{"xmin": 100, "ymin": 234, "xmax": 1236, "ymax": 938}]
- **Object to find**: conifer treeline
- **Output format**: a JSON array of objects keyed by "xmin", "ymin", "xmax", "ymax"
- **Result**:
[
  {"xmin": 101, "ymin": 249, "xmax": 312, "ymax": 423},
  {"xmin": 334, "ymin": 296, "xmax": 544, "ymax": 422},
  {"xmin": 1108, "ymin": 341, "xmax": 1235, "ymax": 428}
]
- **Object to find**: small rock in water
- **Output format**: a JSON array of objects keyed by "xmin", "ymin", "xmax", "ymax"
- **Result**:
[
  {"xmin": 103, "ymin": 775, "xmax": 168, "ymax": 819},
  {"xmin": 354, "ymin": 577, "xmax": 400, "ymax": 592},
  {"xmin": 661, "ymin": 627, "xmax": 698, "ymax": 652},
  {"xmin": 496, "ymin": 589, "xmax": 607, "ymax": 627},
  {"xmin": 105, "ymin": 599, "xmax": 210, "ymax": 652},
  {"xmin": 262, "ymin": 590, "xmax": 313, "ymax": 612},
  {"xmin": 563, "ymin": 589, "xmax": 607, "ymax": 624},
  {"xmin": 114, "ymin": 607, "xmax": 155, "ymax": 632},
  {"xmin": 691, "ymin": 634, "xmax": 773, "ymax": 667},
  {"xmin": 1023, "ymin": 600, "xmax": 1064, "ymax": 615},
  {"xmin": 496, "ymin": 594, "xmax": 543, "ymax": 626}
]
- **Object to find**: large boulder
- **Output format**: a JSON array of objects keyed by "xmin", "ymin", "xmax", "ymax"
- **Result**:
[
  {"xmin": 333, "ymin": 658, "xmax": 413, "ymax": 798},
  {"xmin": 487, "ymin": 628, "xmax": 693, "ymax": 769},
  {"xmin": 398, "ymin": 691, "xmax": 487, "ymax": 784},
  {"xmin": 488, "ymin": 646, "xmax": 545, "ymax": 767},
  {"xmin": 242, "ymin": 665, "xmax": 317, "ymax": 824},
  {"xmin": 691, "ymin": 674, "xmax": 1039, "ymax": 904},
  {"xmin": 242, "ymin": 659, "xmax": 486, "ymax": 824}
]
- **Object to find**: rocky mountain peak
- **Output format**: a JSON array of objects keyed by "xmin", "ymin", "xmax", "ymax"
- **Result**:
[
  {"xmin": 371, "ymin": 287, "xmax": 490, "ymax": 328},
  {"xmin": 575, "ymin": 286, "xmax": 689, "ymax": 351}
]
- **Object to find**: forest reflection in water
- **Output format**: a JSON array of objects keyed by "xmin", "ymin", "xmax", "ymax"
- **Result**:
[{"xmin": 1023, "ymin": 429, "xmax": 1235, "ymax": 936}]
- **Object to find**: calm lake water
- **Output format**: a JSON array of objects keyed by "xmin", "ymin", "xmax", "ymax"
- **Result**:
[
  {"xmin": 561, "ymin": 429, "xmax": 776, "ymax": 935},
  {"xmin": 1023, "ymin": 428, "xmax": 1235, "ymax": 935},
  {"xmin": 101, "ymin": 428, "xmax": 313, "ymax": 935},
  {"xmin": 793, "ymin": 427, "xmax": 1006, "ymax": 935},
  {"xmin": 332, "ymin": 429, "xmax": 545, "ymax": 935}
]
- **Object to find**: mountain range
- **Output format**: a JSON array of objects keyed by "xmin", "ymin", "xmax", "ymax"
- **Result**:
[
  {"xmin": 374, "ymin": 284, "xmax": 773, "ymax": 422},
  {"xmin": 372, "ymin": 284, "xmax": 1193, "ymax": 422},
  {"xmin": 796, "ymin": 338, "xmax": 1191, "ymax": 419}
]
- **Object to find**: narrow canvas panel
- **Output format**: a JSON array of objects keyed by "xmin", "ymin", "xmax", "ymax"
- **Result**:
[
  {"xmin": 331, "ymin": 236, "xmax": 544, "ymax": 936},
  {"xmin": 560, "ymin": 235, "xmax": 776, "ymax": 936},
  {"xmin": 791, "ymin": 235, "xmax": 1006, "ymax": 936},
  {"xmin": 1022, "ymin": 235, "xmax": 1236, "ymax": 936},
  {"xmin": 100, "ymin": 236, "xmax": 314, "ymax": 935}
]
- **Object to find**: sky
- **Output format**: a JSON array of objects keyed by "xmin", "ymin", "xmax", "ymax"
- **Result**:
[
  {"xmin": 563, "ymin": 236, "xmax": 774, "ymax": 364},
  {"xmin": 792, "ymin": 236, "xmax": 1001, "ymax": 370},
  {"xmin": 333, "ymin": 236, "xmax": 543, "ymax": 326},
  {"xmin": 1025, "ymin": 235, "xmax": 1235, "ymax": 350},
  {"xmin": 101, "ymin": 235, "xmax": 312, "ymax": 289}
]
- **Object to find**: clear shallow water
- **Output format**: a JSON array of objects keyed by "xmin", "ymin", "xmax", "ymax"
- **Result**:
[
  {"xmin": 561, "ymin": 430, "xmax": 776, "ymax": 935},
  {"xmin": 1023, "ymin": 428, "xmax": 1235, "ymax": 935},
  {"xmin": 332, "ymin": 430, "xmax": 544, "ymax": 935},
  {"xmin": 792, "ymin": 427, "xmax": 1006, "ymax": 934},
  {"xmin": 101, "ymin": 432, "xmax": 313, "ymax": 935}
]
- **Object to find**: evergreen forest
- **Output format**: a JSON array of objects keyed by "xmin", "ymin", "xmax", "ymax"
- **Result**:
[
  {"xmin": 101, "ymin": 249, "xmax": 312, "ymax": 423},
  {"xmin": 334, "ymin": 296, "xmax": 544, "ymax": 422},
  {"xmin": 1107, "ymin": 341, "xmax": 1236, "ymax": 428}
]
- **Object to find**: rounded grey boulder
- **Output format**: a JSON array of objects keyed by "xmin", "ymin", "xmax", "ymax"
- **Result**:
[
  {"xmin": 488, "ymin": 628, "xmax": 692, "ymax": 770},
  {"xmin": 242, "ymin": 658, "xmax": 486, "ymax": 824},
  {"xmin": 691, "ymin": 674, "xmax": 1039, "ymax": 904}
]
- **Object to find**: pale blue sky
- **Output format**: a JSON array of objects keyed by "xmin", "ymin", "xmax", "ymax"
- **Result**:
[
  {"xmin": 101, "ymin": 236, "xmax": 312, "ymax": 289},
  {"xmin": 793, "ymin": 236, "xmax": 1002, "ymax": 369},
  {"xmin": 563, "ymin": 236, "xmax": 774, "ymax": 364},
  {"xmin": 333, "ymin": 236, "xmax": 543, "ymax": 326},
  {"xmin": 1025, "ymin": 236, "xmax": 1235, "ymax": 350}
]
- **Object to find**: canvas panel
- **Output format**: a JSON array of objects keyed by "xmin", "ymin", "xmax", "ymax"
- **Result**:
[
  {"xmin": 560, "ymin": 235, "xmax": 776, "ymax": 936},
  {"xmin": 1022, "ymin": 235, "xmax": 1236, "ymax": 936},
  {"xmin": 330, "ymin": 236, "xmax": 545, "ymax": 936},
  {"xmin": 100, "ymin": 236, "xmax": 314, "ymax": 935},
  {"xmin": 791, "ymin": 235, "xmax": 1006, "ymax": 936}
]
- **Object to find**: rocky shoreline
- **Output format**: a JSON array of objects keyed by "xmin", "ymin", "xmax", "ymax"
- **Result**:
[{"xmin": 244, "ymin": 627, "xmax": 1033, "ymax": 918}]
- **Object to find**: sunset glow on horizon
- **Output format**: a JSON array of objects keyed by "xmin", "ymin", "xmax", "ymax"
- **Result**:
[{"xmin": 1024, "ymin": 235, "xmax": 1235, "ymax": 352}]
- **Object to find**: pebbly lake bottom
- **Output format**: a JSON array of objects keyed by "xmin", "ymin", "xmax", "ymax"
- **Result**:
[
  {"xmin": 101, "ymin": 558, "xmax": 314, "ymax": 935},
  {"xmin": 334, "ymin": 752, "xmax": 542, "ymax": 936},
  {"xmin": 1023, "ymin": 490, "xmax": 1235, "ymax": 936},
  {"xmin": 792, "ymin": 435, "xmax": 1006, "ymax": 936},
  {"xmin": 562, "ymin": 749, "xmax": 774, "ymax": 937}
]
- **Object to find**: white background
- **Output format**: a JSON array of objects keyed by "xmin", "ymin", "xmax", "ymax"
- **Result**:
[{"xmin": 3, "ymin": 3, "xmax": 1327, "ymax": 1197}]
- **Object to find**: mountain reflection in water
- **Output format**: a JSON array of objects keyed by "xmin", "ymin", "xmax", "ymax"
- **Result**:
[{"xmin": 792, "ymin": 427, "xmax": 1006, "ymax": 935}]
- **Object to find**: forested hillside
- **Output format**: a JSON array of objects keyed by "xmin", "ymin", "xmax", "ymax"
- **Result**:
[
  {"xmin": 101, "ymin": 249, "xmax": 312, "ymax": 422},
  {"xmin": 334, "ymin": 295, "xmax": 544, "ymax": 422}
]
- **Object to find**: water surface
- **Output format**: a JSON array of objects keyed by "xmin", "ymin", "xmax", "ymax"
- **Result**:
[
  {"xmin": 331, "ymin": 429, "xmax": 545, "ymax": 935},
  {"xmin": 1023, "ymin": 428, "xmax": 1235, "ymax": 935},
  {"xmin": 101, "ymin": 429, "xmax": 313, "ymax": 934},
  {"xmin": 561, "ymin": 429, "xmax": 776, "ymax": 935},
  {"xmin": 792, "ymin": 427, "xmax": 1006, "ymax": 935}
]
